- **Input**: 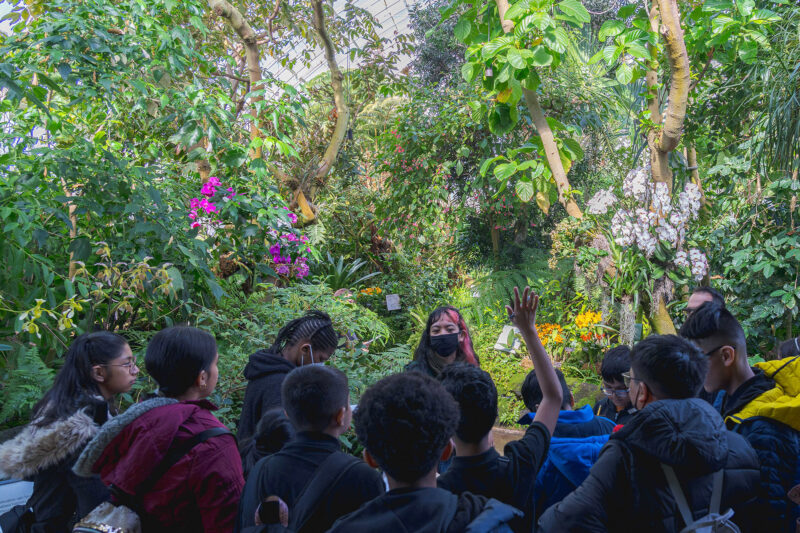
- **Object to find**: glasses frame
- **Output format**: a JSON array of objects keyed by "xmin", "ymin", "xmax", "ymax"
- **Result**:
[
  {"xmin": 104, "ymin": 361, "xmax": 139, "ymax": 374},
  {"xmin": 601, "ymin": 387, "xmax": 630, "ymax": 398},
  {"xmin": 704, "ymin": 344, "xmax": 736, "ymax": 357},
  {"xmin": 621, "ymin": 371, "xmax": 641, "ymax": 389}
]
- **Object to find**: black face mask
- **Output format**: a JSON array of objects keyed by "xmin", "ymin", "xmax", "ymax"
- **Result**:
[{"xmin": 430, "ymin": 333, "xmax": 460, "ymax": 357}]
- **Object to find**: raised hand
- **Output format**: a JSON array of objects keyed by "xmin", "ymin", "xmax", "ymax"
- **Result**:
[{"xmin": 505, "ymin": 286, "xmax": 539, "ymax": 335}]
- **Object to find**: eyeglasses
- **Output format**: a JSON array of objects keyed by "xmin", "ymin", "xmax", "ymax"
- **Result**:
[
  {"xmin": 621, "ymin": 371, "xmax": 641, "ymax": 389},
  {"xmin": 704, "ymin": 344, "xmax": 735, "ymax": 357},
  {"xmin": 104, "ymin": 361, "xmax": 139, "ymax": 374},
  {"xmin": 601, "ymin": 387, "xmax": 630, "ymax": 398}
]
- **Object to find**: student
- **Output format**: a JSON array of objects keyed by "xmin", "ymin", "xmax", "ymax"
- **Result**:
[
  {"xmin": 238, "ymin": 311, "xmax": 338, "ymax": 442},
  {"xmin": 406, "ymin": 305, "xmax": 479, "ymax": 377},
  {"xmin": 0, "ymin": 332, "xmax": 138, "ymax": 532},
  {"xmin": 519, "ymin": 369, "xmax": 614, "ymax": 518},
  {"xmin": 680, "ymin": 303, "xmax": 800, "ymax": 532},
  {"xmin": 237, "ymin": 365, "xmax": 384, "ymax": 533},
  {"xmin": 239, "ymin": 408, "xmax": 295, "ymax": 480},
  {"xmin": 328, "ymin": 372, "xmax": 522, "ymax": 532},
  {"xmin": 73, "ymin": 326, "xmax": 244, "ymax": 532},
  {"xmin": 685, "ymin": 285, "xmax": 726, "ymax": 317},
  {"xmin": 539, "ymin": 334, "xmax": 760, "ymax": 532},
  {"xmin": 593, "ymin": 345, "xmax": 637, "ymax": 424}
]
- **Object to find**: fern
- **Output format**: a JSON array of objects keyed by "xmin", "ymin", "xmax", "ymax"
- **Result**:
[{"xmin": 0, "ymin": 345, "xmax": 55, "ymax": 424}]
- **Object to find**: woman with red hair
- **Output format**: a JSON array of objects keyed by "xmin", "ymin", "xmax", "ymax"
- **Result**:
[{"xmin": 406, "ymin": 306, "xmax": 479, "ymax": 377}]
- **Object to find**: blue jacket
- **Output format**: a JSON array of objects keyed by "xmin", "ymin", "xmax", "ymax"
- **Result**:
[
  {"xmin": 719, "ymin": 359, "xmax": 800, "ymax": 533},
  {"xmin": 519, "ymin": 406, "xmax": 614, "ymax": 518}
]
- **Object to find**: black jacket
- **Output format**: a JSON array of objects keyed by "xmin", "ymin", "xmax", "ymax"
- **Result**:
[
  {"xmin": 0, "ymin": 400, "xmax": 110, "ymax": 532},
  {"xmin": 539, "ymin": 398, "xmax": 760, "ymax": 533},
  {"xmin": 592, "ymin": 397, "xmax": 637, "ymax": 425},
  {"xmin": 238, "ymin": 350, "xmax": 296, "ymax": 442},
  {"xmin": 720, "ymin": 368, "xmax": 800, "ymax": 533},
  {"xmin": 328, "ymin": 487, "xmax": 521, "ymax": 533},
  {"xmin": 236, "ymin": 432, "xmax": 384, "ymax": 533},
  {"xmin": 437, "ymin": 421, "xmax": 550, "ymax": 532}
]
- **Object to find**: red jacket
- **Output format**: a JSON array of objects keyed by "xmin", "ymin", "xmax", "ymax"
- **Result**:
[{"xmin": 74, "ymin": 398, "xmax": 244, "ymax": 533}]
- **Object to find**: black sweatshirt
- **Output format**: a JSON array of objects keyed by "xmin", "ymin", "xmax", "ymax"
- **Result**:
[{"xmin": 237, "ymin": 350, "xmax": 296, "ymax": 442}]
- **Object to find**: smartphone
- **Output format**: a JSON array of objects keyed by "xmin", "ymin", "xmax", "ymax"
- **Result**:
[{"xmin": 257, "ymin": 499, "xmax": 281, "ymax": 525}]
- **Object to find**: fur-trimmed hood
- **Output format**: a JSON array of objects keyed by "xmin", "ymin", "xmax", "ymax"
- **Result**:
[
  {"xmin": 73, "ymin": 397, "xmax": 177, "ymax": 477},
  {"xmin": 0, "ymin": 409, "xmax": 99, "ymax": 480}
]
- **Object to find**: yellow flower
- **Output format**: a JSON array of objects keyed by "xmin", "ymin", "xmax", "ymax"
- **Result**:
[{"xmin": 575, "ymin": 310, "xmax": 602, "ymax": 329}]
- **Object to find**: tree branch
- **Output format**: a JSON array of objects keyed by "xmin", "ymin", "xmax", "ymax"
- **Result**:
[{"xmin": 656, "ymin": 0, "xmax": 690, "ymax": 153}]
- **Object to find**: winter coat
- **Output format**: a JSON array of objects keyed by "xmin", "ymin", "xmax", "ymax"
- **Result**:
[
  {"xmin": 73, "ymin": 397, "xmax": 244, "ymax": 533},
  {"xmin": 720, "ymin": 357, "xmax": 800, "ymax": 533},
  {"xmin": 238, "ymin": 350, "xmax": 296, "ymax": 442},
  {"xmin": 0, "ymin": 400, "xmax": 110, "ymax": 532},
  {"xmin": 328, "ymin": 487, "xmax": 522, "ymax": 533},
  {"xmin": 523, "ymin": 405, "xmax": 614, "ymax": 518},
  {"xmin": 592, "ymin": 397, "xmax": 637, "ymax": 425},
  {"xmin": 538, "ymin": 398, "xmax": 760, "ymax": 533}
]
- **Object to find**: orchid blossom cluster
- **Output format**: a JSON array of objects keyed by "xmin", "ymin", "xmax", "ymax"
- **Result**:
[
  {"xmin": 188, "ymin": 176, "xmax": 237, "ymax": 234},
  {"xmin": 586, "ymin": 162, "xmax": 709, "ymax": 281},
  {"xmin": 267, "ymin": 219, "xmax": 310, "ymax": 279}
]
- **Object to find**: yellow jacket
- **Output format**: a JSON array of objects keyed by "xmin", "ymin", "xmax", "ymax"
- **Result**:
[{"xmin": 725, "ymin": 355, "xmax": 800, "ymax": 431}]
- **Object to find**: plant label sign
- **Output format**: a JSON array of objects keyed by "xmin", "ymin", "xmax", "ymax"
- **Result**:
[{"xmin": 386, "ymin": 294, "xmax": 401, "ymax": 311}]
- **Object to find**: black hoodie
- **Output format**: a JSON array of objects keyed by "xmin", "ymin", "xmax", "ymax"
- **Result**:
[
  {"xmin": 238, "ymin": 350, "xmax": 296, "ymax": 442},
  {"xmin": 539, "ymin": 398, "xmax": 760, "ymax": 533}
]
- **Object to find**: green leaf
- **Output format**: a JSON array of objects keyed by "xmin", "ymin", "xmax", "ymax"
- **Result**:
[
  {"xmin": 531, "ymin": 46, "xmax": 553, "ymax": 66},
  {"xmin": 480, "ymin": 156, "xmax": 505, "ymax": 177},
  {"xmin": 494, "ymin": 163, "xmax": 518, "ymax": 181},
  {"xmin": 507, "ymin": 48, "xmax": 527, "ymax": 69},
  {"xmin": 207, "ymin": 279, "xmax": 225, "ymax": 300},
  {"xmin": 505, "ymin": 0, "xmax": 531, "ymax": 21},
  {"xmin": 461, "ymin": 62, "xmax": 479, "ymax": 83},
  {"xmin": 557, "ymin": 0, "xmax": 591, "ymax": 24},
  {"xmin": 67, "ymin": 237, "xmax": 91, "ymax": 261},
  {"xmin": 599, "ymin": 20, "xmax": 625, "ymax": 41},
  {"xmin": 56, "ymin": 63, "xmax": 72, "ymax": 81},
  {"xmin": 617, "ymin": 4, "xmax": 638, "ymax": 17},
  {"xmin": 516, "ymin": 179, "xmax": 534, "ymax": 202},
  {"xmin": 482, "ymin": 36, "xmax": 514, "ymax": 60},
  {"xmin": 454, "ymin": 18, "xmax": 472, "ymax": 42},
  {"xmin": 626, "ymin": 42, "xmax": 650, "ymax": 60},
  {"xmin": 488, "ymin": 102, "xmax": 519, "ymax": 135},
  {"xmin": 167, "ymin": 267, "xmax": 184, "ymax": 291},
  {"xmin": 616, "ymin": 62, "xmax": 634, "ymax": 84},
  {"xmin": 562, "ymin": 138, "xmax": 585, "ymax": 160}
]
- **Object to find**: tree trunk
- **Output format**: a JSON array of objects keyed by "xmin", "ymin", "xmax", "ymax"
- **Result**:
[
  {"xmin": 619, "ymin": 295, "xmax": 636, "ymax": 345},
  {"xmin": 686, "ymin": 144, "xmax": 706, "ymax": 206},
  {"xmin": 495, "ymin": 0, "xmax": 583, "ymax": 219},
  {"xmin": 651, "ymin": 294, "xmax": 677, "ymax": 334},
  {"xmin": 491, "ymin": 226, "xmax": 500, "ymax": 256},
  {"xmin": 209, "ymin": 0, "xmax": 263, "ymax": 158}
]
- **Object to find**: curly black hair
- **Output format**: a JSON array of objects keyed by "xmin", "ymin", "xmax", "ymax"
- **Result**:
[
  {"xmin": 521, "ymin": 368, "xmax": 572, "ymax": 411},
  {"xmin": 600, "ymin": 345, "xmax": 632, "ymax": 383},
  {"xmin": 353, "ymin": 372, "xmax": 458, "ymax": 483},
  {"xmin": 438, "ymin": 363, "xmax": 497, "ymax": 443}
]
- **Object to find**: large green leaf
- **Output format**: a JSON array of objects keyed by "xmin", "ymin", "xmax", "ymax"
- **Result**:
[
  {"xmin": 507, "ymin": 48, "xmax": 527, "ymax": 69},
  {"xmin": 483, "ymin": 36, "xmax": 514, "ymax": 60},
  {"xmin": 454, "ymin": 18, "xmax": 472, "ymax": 42},
  {"xmin": 599, "ymin": 20, "xmax": 625, "ymax": 41},
  {"xmin": 531, "ymin": 46, "xmax": 553, "ymax": 66},
  {"xmin": 616, "ymin": 62, "xmax": 634, "ymax": 84},
  {"xmin": 516, "ymin": 178, "xmax": 534, "ymax": 202},
  {"xmin": 557, "ymin": 0, "xmax": 591, "ymax": 24},
  {"xmin": 494, "ymin": 162, "xmax": 518, "ymax": 180}
]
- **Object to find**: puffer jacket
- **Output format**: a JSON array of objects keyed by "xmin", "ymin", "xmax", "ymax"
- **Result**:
[
  {"xmin": 721, "ymin": 357, "xmax": 800, "ymax": 533},
  {"xmin": 0, "ymin": 399, "xmax": 110, "ymax": 532},
  {"xmin": 538, "ymin": 398, "xmax": 760, "ymax": 533},
  {"xmin": 74, "ymin": 397, "xmax": 244, "ymax": 533}
]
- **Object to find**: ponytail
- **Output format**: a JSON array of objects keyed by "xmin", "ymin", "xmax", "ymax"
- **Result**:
[
  {"xmin": 32, "ymin": 331, "xmax": 129, "ymax": 426},
  {"xmin": 270, "ymin": 310, "xmax": 338, "ymax": 354}
]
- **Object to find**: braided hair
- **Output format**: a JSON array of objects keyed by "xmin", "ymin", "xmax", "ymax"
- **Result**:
[{"xmin": 270, "ymin": 310, "xmax": 338, "ymax": 355}]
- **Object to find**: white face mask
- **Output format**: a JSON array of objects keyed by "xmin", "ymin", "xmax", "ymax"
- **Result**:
[{"xmin": 303, "ymin": 345, "xmax": 325, "ymax": 366}]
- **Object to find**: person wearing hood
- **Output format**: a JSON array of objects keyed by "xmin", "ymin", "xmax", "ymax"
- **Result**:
[
  {"xmin": 237, "ymin": 311, "xmax": 338, "ymax": 443},
  {"xmin": 680, "ymin": 303, "xmax": 800, "ymax": 532},
  {"xmin": 0, "ymin": 332, "xmax": 138, "ymax": 532},
  {"xmin": 518, "ymin": 368, "xmax": 615, "ymax": 519},
  {"xmin": 73, "ymin": 326, "xmax": 244, "ymax": 532},
  {"xmin": 539, "ymin": 334, "xmax": 760, "ymax": 533}
]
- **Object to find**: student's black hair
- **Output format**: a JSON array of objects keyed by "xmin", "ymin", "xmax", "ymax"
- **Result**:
[
  {"xmin": 281, "ymin": 365, "xmax": 349, "ymax": 432},
  {"xmin": 269, "ymin": 310, "xmax": 338, "ymax": 355},
  {"xmin": 354, "ymin": 372, "xmax": 459, "ymax": 483},
  {"xmin": 521, "ymin": 368, "xmax": 572, "ymax": 411},
  {"xmin": 600, "ymin": 345, "xmax": 631, "ymax": 383},
  {"xmin": 145, "ymin": 326, "xmax": 217, "ymax": 397},
  {"xmin": 32, "ymin": 331, "xmax": 129, "ymax": 427},
  {"xmin": 630, "ymin": 334, "xmax": 708, "ymax": 399},
  {"xmin": 438, "ymin": 362, "xmax": 497, "ymax": 443},
  {"xmin": 679, "ymin": 302, "xmax": 747, "ymax": 355},
  {"xmin": 690, "ymin": 286, "xmax": 726, "ymax": 308},
  {"xmin": 240, "ymin": 408, "xmax": 295, "ymax": 477}
]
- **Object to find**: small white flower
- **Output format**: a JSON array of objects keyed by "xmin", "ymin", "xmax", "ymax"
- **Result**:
[
  {"xmin": 674, "ymin": 250, "xmax": 689, "ymax": 268},
  {"xmin": 679, "ymin": 183, "xmax": 702, "ymax": 220},
  {"xmin": 611, "ymin": 209, "xmax": 635, "ymax": 247},
  {"xmin": 651, "ymin": 182, "xmax": 672, "ymax": 214},
  {"xmin": 623, "ymin": 162, "xmax": 651, "ymax": 202},
  {"xmin": 688, "ymin": 248, "xmax": 709, "ymax": 281},
  {"xmin": 587, "ymin": 188, "xmax": 618, "ymax": 215},
  {"xmin": 656, "ymin": 220, "xmax": 678, "ymax": 245}
]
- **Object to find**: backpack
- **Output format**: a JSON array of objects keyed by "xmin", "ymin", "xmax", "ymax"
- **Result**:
[
  {"xmin": 73, "ymin": 427, "xmax": 232, "ymax": 533},
  {"xmin": 660, "ymin": 464, "xmax": 740, "ymax": 533}
]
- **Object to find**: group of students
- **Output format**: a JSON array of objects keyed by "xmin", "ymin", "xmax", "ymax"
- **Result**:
[{"xmin": 0, "ymin": 285, "xmax": 798, "ymax": 532}]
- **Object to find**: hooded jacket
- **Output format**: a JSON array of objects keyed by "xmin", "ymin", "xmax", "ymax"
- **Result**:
[
  {"xmin": 328, "ymin": 487, "xmax": 522, "ymax": 533},
  {"xmin": 238, "ymin": 350, "xmax": 296, "ymax": 442},
  {"xmin": 74, "ymin": 397, "xmax": 244, "ymax": 533},
  {"xmin": 526, "ymin": 405, "xmax": 614, "ymax": 518},
  {"xmin": 720, "ymin": 357, "xmax": 800, "ymax": 533},
  {"xmin": 538, "ymin": 398, "xmax": 760, "ymax": 533},
  {"xmin": 0, "ymin": 400, "xmax": 110, "ymax": 532}
]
